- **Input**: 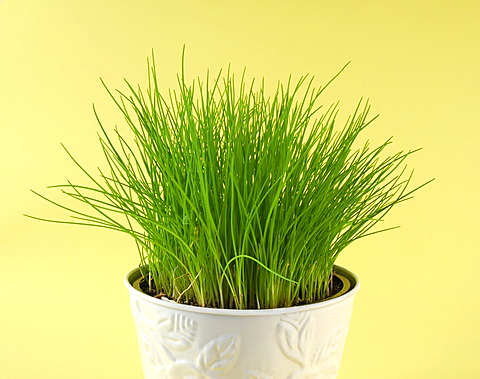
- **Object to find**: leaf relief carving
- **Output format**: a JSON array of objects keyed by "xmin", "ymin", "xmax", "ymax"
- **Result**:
[
  {"xmin": 276, "ymin": 313, "xmax": 311, "ymax": 366},
  {"xmin": 164, "ymin": 334, "xmax": 241, "ymax": 378},
  {"xmin": 157, "ymin": 313, "xmax": 197, "ymax": 352},
  {"xmin": 310, "ymin": 325, "xmax": 348, "ymax": 377},
  {"xmin": 196, "ymin": 334, "xmax": 241, "ymax": 375}
]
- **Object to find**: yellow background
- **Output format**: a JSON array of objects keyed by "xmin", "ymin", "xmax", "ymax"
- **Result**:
[{"xmin": 1, "ymin": 1, "xmax": 479, "ymax": 378}]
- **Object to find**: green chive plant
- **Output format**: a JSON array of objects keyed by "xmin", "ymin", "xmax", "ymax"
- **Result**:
[{"xmin": 30, "ymin": 55, "xmax": 430, "ymax": 309}]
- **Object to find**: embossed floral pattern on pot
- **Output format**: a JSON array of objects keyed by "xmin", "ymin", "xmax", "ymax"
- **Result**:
[{"xmin": 126, "ymin": 265, "xmax": 359, "ymax": 379}]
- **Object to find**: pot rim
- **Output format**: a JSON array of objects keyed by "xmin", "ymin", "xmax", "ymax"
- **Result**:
[{"xmin": 125, "ymin": 264, "xmax": 359, "ymax": 316}]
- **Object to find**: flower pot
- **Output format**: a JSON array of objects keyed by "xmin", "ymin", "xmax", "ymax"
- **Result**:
[{"xmin": 125, "ymin": 265, "xmax": 359, "ymax": 379}]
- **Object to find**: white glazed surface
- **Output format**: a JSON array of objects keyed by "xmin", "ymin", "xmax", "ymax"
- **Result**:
[{"xmin": 125, "ymin": 266, "xmax": 359, "ymax": 379}]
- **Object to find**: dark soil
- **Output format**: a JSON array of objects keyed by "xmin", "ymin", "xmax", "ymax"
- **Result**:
[
  {"xmin": 139, "ymin": 273, "xmax": 345, "ymax": 309},
  {"xmin": 139, "ymin": 279, "xmax": 167, "ymax": 298},
  {"xmin": 293, "ymin": 274, "xmax": 344, "ymax": 306}
]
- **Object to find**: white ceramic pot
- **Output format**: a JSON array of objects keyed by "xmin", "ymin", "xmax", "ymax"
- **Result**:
[{"xmin": 125, "ymin": 266, "xmax": 359, "ymax": 379}]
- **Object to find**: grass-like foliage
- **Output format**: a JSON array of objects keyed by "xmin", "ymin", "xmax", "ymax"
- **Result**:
[{"xmin": 29, "ymin": 55, "xmax": 430, "ymax": 309}]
